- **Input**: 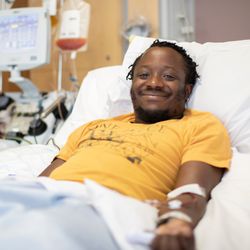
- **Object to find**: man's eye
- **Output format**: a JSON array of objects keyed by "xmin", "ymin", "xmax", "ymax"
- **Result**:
[
  {"xmin": 138, "ymin": 73, "xmax": 149, "ymax": 79},
  {"xmin": 163, "ymin": 74, "xmax": 175, "ymax": 81}
]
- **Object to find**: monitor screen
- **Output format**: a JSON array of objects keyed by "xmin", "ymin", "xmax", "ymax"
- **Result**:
[
  {"xmin": 0, "ymin": 13, "xmax": 38, "ymax": 53},
  {"xmin": 0, "ymin": 7, "xmax": 50, "ymax": 71}
]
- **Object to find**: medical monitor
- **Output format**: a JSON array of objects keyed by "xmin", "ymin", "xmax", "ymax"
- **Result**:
[{"xmin": 0, "ymin": 7, "xmax": 50, "ymax": 71}]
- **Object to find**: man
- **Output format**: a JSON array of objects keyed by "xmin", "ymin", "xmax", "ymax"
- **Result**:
[{"xmin": 40, "ymin": 40, "xmax": 231, "ymax": 250}]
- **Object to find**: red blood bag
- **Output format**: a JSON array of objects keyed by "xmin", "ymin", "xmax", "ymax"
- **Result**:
[
  {"xmin": 56, "ymin": 0, "xmax": 90, "ymax": 52},
  {"xmin": 56, "ymin": 37, "xmax": 87, "ymax": 51}
]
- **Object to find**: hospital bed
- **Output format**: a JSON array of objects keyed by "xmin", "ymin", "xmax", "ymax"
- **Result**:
[{"xmin": 0, "ymin": 36, "xmax": 250, "ymax": 250}]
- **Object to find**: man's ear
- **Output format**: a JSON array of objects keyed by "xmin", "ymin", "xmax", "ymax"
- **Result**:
[{"xmin": 185, "ymin": 84, "xmax": 193, "ymax": 101}]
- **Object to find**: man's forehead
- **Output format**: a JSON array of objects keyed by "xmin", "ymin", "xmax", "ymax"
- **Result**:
[
  {"xmin": 136, "ymin": 46, "xmax": 185, "ymax": 67},
  {"xmin": 143, "ymin": 46, "xmax": 181, "ymax": 58}
]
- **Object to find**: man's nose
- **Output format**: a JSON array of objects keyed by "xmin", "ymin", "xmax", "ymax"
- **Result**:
[{"xmin": 147, "ymin": 75, "xmax": 163, "ymax": 88}]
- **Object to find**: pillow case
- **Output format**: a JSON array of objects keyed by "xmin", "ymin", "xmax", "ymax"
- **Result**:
[
  {"xmin": 189, "ymin": 48, "xmax": 250, "ymax": 153},
  {"xmin": 122, "ymin": 36, "xmax": 250, "ymax": 153},
  {"xmin": 54, "ymin": 66, "xmax": 133, "ymax": 148}
]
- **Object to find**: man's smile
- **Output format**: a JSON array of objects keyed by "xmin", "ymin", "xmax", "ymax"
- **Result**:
[{"xmin": 139, "ymin": 90, "xmax": 172, "ymax": 99}]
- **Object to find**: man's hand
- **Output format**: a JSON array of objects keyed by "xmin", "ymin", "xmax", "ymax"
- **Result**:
[{"xmin": 150, "ymin": 219, "xmax": 195, "ymax": 250}]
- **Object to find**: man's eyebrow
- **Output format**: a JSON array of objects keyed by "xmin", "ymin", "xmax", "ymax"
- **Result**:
[{"xmin": 136, "ymin": 64, "xmax": 176, "ymax": 69}]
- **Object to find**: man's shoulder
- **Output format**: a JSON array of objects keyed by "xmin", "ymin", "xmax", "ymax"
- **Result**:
[
  {"xmin": 184, "ymin": 109, "xmax": 226, "ymax": 129},
  {"xmin": 185, "ymin": 109, "xmax": 220, "ymax": 121}
]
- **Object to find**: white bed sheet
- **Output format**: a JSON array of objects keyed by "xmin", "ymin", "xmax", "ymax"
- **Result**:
[
  {"xmin": 0, "ymin": 146, "xmax": 249, "ymax": 250},
  {"xmin": 0, "ymin": 144, "xmax": 58, "ymax": 178}
]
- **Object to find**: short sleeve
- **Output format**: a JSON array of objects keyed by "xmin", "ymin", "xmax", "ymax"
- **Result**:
[
  {"xmin": 56, "ymin": 124, "xmax": 86, "ymax": 161},
  {"xmin": 182, "ymin": 114, "xmax": 232, "ymax": 168}
]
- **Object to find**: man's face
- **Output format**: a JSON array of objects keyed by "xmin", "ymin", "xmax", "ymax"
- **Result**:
[{"xmin": 131, "ymin": 47, "xmax": 192, "ymax": 123}]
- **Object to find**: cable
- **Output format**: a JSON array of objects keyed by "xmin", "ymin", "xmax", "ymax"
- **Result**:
[
  {"xmin": 3, "ymin": 135, "xmax": 33, "ymax": 144},
  {"xmin": 68, "ymin": 52, "xmax": 80, "ymax": 93},
  {"xmin": 46, "ymin": 137, "xmax": 60, "ymax": 151},
  {"xmin": 33, "ymin": 134, "xmax": 38, "ymax": 144}
]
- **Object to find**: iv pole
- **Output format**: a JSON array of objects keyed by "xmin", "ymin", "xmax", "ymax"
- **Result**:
[{"xmin": 57, "ymin": 0, "xmax": 64, "ymax": 92}]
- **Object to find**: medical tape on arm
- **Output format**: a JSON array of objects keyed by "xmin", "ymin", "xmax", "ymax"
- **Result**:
[
  {"xmin": 167, "ymin": 183, "xmax": 206, "ymax": 199},
  {"xmin": 157, "ymin": 184, "xmax": 206, "ymax": 227}
]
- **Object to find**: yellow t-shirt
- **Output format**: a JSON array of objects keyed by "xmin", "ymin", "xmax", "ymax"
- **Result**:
[{"xmin": 50, "ymin": 109, "xmax": 232, "ymax": 201}]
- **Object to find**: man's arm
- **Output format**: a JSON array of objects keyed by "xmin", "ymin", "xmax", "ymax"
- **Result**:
[
  {"xmin": 39, "ymin": 158, "xmax": 65, "ymax": 177},
  {"xmin": 151, "ymin": 161, "xmax": 225, "ymax": 250}
]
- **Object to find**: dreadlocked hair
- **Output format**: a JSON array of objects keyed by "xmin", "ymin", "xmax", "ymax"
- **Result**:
[{"xmin": 126, "ymin": 39, "xmax": 199, "ymax": 86}]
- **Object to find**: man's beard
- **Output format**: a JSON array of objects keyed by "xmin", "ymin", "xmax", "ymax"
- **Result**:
[
  {"xmin": 134, "ymin": 106, "xmax": 183, "ymax": 124},
  {"xmin": 131, "ymin": 88, "xmax": 186, "ymax": 124}
]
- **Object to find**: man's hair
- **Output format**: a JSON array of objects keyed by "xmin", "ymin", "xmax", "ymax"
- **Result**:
[{"xmin": 126, "ymin": 39, "xmax": 199, "ymax": 86}]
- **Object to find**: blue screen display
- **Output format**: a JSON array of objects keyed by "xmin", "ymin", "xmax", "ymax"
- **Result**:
[{"xmin": 0, "ymin": 13, "xmax": 38, "ymax": 52}]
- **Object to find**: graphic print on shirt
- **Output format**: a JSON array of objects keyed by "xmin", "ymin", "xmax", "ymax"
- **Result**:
[{"xmin": 78, "ymin": 121, "xmax": 164, "ymax": 165}]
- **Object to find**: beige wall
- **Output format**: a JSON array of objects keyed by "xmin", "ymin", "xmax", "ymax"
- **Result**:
[
  {"xmin": 196, "ymin": 0, "xmax": 250, "ymax": 42},
  {"xmin": 127, "ymin": 0, "xmax": 159, "ymax": 38},
  {"xmin": 29, "ymin": 0, "xmax": 124, "ymax": 91}
]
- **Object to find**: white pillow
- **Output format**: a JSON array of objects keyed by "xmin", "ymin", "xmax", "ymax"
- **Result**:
[
  {"xmin": 195, "ymin": 149, "xmax": 250, "ymax": 250},
  {"xmin": 189, "ymin": 47, "xmax": 250, "ymax": 153},
  {"xmin": 54, "ymin": 66, "xmax": 133, "ymax": 148},
  {"xmin": 122, "ymin": 36, "xmax": 250, "ymax": 153}
]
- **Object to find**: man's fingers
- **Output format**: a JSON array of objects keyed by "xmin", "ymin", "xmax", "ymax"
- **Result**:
[
  {"xmin": 151, "ymin": 235, "xmax": 177, "ymax": 250},
  {"xmin": 151, "ymin": 234, "xmax": 194, "ymax": 250},
  {"xmin": 179, "ymin": 234, "xmax": 196, "ymax": 250}
]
